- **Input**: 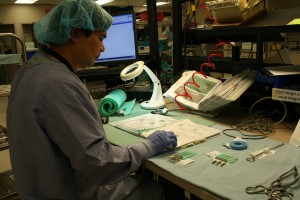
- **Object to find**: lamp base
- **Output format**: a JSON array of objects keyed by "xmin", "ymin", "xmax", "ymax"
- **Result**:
[{"xmin": 141, "ymin": 100, "xmax": 165, "ymax": 110}]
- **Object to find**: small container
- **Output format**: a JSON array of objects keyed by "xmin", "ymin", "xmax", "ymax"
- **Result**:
[{"xmin": 140, "ymin": 11, "xmax": 164, "ymax": 21}]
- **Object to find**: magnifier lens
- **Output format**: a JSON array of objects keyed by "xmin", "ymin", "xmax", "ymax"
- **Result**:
[{"xmin": 126, "ymin": 65, "xmax": 138, "ymax": 74}]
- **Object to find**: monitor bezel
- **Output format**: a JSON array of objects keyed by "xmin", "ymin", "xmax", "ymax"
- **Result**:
[{"xmin": 94, "ymin": 10, "xmax": 139, "ymax": 67}]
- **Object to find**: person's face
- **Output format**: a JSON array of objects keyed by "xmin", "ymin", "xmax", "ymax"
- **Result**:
[{"xmin": 76, "ymin": 30, "xmax": 107, "ymax": 68}]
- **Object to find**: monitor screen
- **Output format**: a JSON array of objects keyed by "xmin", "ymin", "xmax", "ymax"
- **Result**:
[{"xmin": 94, "ymin": 11, "xmax": 138, "ymax": 66}]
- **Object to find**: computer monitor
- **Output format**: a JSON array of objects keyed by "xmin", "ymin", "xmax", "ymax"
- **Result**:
[{"xmin": 94, "ymin": 11, "xmax": 138, "ymax": 66}]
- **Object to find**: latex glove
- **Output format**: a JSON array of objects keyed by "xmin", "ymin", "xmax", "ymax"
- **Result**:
[{"xmin": 146, "ymin": 130, "xmax": 177, "ymax": 154}]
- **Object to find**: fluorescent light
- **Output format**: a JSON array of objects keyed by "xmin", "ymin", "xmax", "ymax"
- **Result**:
[
  {"xmin": 15, "ymin": 0, "xmax": 37, "ymax": 4},
  {"xmin": 143, "ymin": 2, "xmax": 171, "ymax": 6},
  {"xmin": 95, "ymin": 0, "xmax": 115, "ymax": 5},
  {"xmin": 156, "ymin": 2, "xmax": 170, "ymax": 6}
]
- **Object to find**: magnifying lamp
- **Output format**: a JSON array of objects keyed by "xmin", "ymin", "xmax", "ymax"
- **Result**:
[{"xmin": 120, "ymin": 61, "xmax": 165, "ymax": 109}]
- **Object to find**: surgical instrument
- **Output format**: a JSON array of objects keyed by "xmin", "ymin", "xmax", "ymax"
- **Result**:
[
  {"xmin": 167, "ymin": 150, "xmax": 196, "ymax": 163},
  {"xmin": 207, "ymin": 151, "xmax": 238, "ymax": 167},
  {"xmin": 246, "ymin": 166, "xmax": 300, "ymax": 200},
  {"xmin": 246, "ymin": 142, "xmax": 285, "ymax": 162},
  {"xmin": 246, "ymin": 185, "xmax": 293, "ymax": 200}
]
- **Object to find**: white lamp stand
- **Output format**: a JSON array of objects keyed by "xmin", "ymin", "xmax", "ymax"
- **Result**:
[{"xmin": 120, "ymin": 61, "xmax": 165, "ymax": 110}]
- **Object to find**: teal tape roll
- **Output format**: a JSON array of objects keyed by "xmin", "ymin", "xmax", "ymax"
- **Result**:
[
  {"xmin": 98, "ymin": 89, "xmax": 127, "ymax": 116},
  {"xmin": 229, "ymin": 141, "xmax": 248, "ymax": 150}
]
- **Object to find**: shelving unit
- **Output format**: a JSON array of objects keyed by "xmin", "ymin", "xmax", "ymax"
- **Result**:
[
  {"xmin": 171, "ymin": 3, "xmax": 300, "ymax": 76},
  {"xmin": 0, "ymin": 33, "xmax": 26, "ymax": 85},
  {"xmin": 169, "ymin": 3, "xmax": 300, "ymax": 122},
  {"xmin": 136, "ymin": 19, "xmax": 173, "ymax": 64},
  {"xmin": 0, "ymin": 33, "xmax": 25, "ymax": 200}
]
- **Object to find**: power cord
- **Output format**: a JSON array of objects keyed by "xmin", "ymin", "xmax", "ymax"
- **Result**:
[{"xmin": 222, "ymin": 97, "xmax": 287, "ymax": 139}]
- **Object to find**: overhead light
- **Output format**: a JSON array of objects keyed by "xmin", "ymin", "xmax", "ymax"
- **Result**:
[
  {"xmin": 95, "ymin": 0, "xmax": 115, "ymax": 5},
  {"xmin": 143, "ymin": 2, "xmax": 171, "ymax": 6},
  {"xmin": 156, "ymin": 2, "xmax": 170, "ymax": 6},
  {"xmin": 15, "ymin": 0, "xmax": 37, "ymax": 4}
]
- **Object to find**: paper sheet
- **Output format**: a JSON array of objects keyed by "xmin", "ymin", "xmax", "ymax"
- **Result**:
[
  {"xmin": 110, "ymin": 113, "xmax": 220, "ymax": 147},
  {"xmin": 141, "ymin": 119, "xmax": 220, "ymax": 147},
  {"xmin": 109, "ymin": 113, "xmax": 178, "ymax": 136}
]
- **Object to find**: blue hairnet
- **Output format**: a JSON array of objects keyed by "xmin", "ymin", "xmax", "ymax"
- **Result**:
[{"xmin": 34, "ymin": 0, "xmax": 113, "ymax": 45}]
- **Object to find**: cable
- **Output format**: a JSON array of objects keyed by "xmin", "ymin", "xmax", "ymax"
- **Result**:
[
  {"xmin": 174, "ymin": 38, "xmax": 232, "ymax": 110},
  {"xmin": 222, "ymin": 97, "xmax": 288, "ymax": 140},
  {"xmin": 249, "ymin": 96, "xmax": 287, "ymax": 125},
  {"xmin": 199, "ymin": 0, "xmax": 215, "ymax": 23},
  {"xmin": 135, "ymin": 0, "xmax": 146, "ymax": 13},
  {"xmin": 222, "ymin": 128, "xmax": 267, "ymax": 140},
  {"xmin": 229, "ymin": 112, "xmax": 275, "ymax": 137},
  {"xmin": 273, "ymin": 42, "xmax": 285, "ymax": 64}
]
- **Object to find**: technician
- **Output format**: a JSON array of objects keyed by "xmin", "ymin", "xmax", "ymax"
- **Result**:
[{"xmin": 6, "ymin": 0, "xmax": 177, "ymax": 199}]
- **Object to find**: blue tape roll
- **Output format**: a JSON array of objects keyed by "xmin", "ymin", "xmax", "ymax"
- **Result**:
[{"xmin": 229, "ymin": 141, "xmax": 248, "ymax": 150}]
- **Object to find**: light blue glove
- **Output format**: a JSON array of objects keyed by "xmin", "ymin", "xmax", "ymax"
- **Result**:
[{"xmin": 146, "ymin": 130, "xmax": 177, "ymax": 154}]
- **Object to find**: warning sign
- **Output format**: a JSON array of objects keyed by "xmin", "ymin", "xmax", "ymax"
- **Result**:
[{"xmin": 272, "ymin": 88, "xmax": 300, "ymax": 103}]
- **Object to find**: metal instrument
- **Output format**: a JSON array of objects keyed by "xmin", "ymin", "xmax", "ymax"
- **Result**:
[
  {"xmin": 167, "ymin": 150, "xmax": 196, "ymax": 164},
  {"xmin": 246, "ymin": 142, "xmax": 285, "ymax": 162},
  {"xmin": 245, "ymin": 166, "xmax": 300, "ymax": 200}
]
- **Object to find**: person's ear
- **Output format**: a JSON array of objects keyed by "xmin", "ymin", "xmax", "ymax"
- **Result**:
[{"xmin": 70, "ymin": 28, "xmax": 82, "ymax": 42}]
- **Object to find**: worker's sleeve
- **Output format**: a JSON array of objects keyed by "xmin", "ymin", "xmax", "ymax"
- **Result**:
[{"xmin": 44, "ymin": 73, "xmax": 156, "ymax": 186}]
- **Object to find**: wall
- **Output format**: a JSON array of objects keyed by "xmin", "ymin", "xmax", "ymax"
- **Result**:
[
  {"xmin": 0, "ymin": 4, "xmax": 171, "ymax": 51},
  {"xmin": 0, "ymin": 5, "xmax": 54, "ymax": 43},
  {"xmin": 0, "ymin": 5, "xmax": 54, "ymax": 83},
  {"xmin": 266, "ymin": 0, "xmax": 300, "ymax": 10}
]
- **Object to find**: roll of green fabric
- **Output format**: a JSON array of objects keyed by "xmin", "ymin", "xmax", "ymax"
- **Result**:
[{"xmin": 98, "ymin": 89, "xmax": 127, "ymax": 116}]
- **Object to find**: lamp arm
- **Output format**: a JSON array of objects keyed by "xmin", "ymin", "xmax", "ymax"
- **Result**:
[
  {"xmin": 140, "ymin": 65, "xmax": 165, "ymax": 109},
  {"xmin": 143, "ymin": 65, "xmax": 160, "ymax": 83}
]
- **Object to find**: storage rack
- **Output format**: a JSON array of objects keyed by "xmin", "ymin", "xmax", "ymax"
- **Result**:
[
  {"xmin": 171, "ymin": 2, "xmax": 300, "ymax": 76},
  {"xmin": 0, "ymin": 33, "xmax": 27, "ymax": 86},
  {"xmin": 0, "ymin": 32, "xmax": 26, "ymax": 200}
]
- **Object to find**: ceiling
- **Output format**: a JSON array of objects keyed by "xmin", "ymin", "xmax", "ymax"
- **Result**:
[{"xmin": 0, "ymin": 0, "xmax": 173, "ymax": 8}]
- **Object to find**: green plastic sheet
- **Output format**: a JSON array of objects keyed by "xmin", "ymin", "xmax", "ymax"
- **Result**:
[
  {"xmin": 98, "ymin": 89, "xmax": 126, "ymax": 116},
  {"xmin": 98, "ymin": 89, "xmax": 135, "ymax": 117}
]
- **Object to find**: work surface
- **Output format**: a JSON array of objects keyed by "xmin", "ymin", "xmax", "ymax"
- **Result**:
[
  {"xmin": 0, "ymin": 96, "xmax": 298, "ymax": 199},
  {"xmin": 105, "ymin": 102, "xmax": 299, "ymax": 200}
]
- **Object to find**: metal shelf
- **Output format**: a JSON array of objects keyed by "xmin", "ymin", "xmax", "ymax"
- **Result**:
[
  {"xmin": 0, "ymin": 170, "xmax": 19, "ymax": 200},
  {"xmin": 172, "ymin": 4, "xmax": 300, "ymax": 76}
]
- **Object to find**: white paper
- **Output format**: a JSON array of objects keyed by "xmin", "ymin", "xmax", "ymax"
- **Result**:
[
  {"xmin": 110, "ymin": 114, "xmax": 220, "ymax": 148},
  {"xmin": 141, "ymin": 119, "xmax": 220, "ymax": 147},
  {"xmin": 109, "ymin": 113, "xmax": 178, "ymax": 136},
  {"xmin": 289, "ymin": 119, "xmax": 300, "ymax": 146},
  {"xmin": 164, "ymin": 69, "xmax": 256, "ymax": 112}
]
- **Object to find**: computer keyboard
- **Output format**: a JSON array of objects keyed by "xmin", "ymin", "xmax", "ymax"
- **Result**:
[
  {"xmin": 85, "ymin": 81, "xmax": 107, "ymax": 99},
  {"xmin": 75, "ymin": 66, "xmax": 125, "ymax": 78}
]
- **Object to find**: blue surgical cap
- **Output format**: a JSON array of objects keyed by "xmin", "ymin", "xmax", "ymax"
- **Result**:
[{"xmin": 34, "ymin": 0, "xmax": 113, "ymax": 45}]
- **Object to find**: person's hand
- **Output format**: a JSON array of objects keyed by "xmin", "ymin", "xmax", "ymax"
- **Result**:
[{"xmin": 146, "ymin": 130, "xmax": 177, "ymax": 154}]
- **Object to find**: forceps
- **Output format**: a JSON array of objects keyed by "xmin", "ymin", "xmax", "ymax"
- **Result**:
[
  {"xmin": 245, "ymin": 166, "xmax": 300, "ymax": 200},
  {"xmin": 245, "ymin": 184, "xmax": 293, "ymax": 199}
]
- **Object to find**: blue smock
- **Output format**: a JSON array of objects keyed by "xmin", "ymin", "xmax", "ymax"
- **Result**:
[{"xmin": 6, "ymin": 52, "xmax": 156, "ymax": 199}]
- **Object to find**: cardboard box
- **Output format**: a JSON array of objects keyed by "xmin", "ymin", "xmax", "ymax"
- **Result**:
[{"xmin": 207, "ymin": 0, "xmax": 265, "ymax": 23}]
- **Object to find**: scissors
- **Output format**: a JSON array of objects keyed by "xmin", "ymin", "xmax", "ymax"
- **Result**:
[{"xmin": 246, "ymin": 166, "xmax": 300, "ymax": 200}]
